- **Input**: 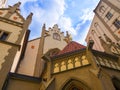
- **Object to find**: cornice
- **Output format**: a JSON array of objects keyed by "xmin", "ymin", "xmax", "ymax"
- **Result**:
[
  {"xmin": 0, "ymin": 17, "xmax": 23, "ymax": 27},
  {"xmin": 0, "ymin": 40, "xmax": 21, "ymax": 50}
]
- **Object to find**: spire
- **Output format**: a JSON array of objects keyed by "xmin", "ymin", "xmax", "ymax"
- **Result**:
[
  {"xmin": 23, "ymin": 12, "xmax": 33, "ymax": 29},
  {"xmin": 42, "ymin": 23, "xmax": 46, "ymax": 31},
  {"xmin": 4, "ymin": 2, "xmax": 21, "ymax": 18},
  {"xmin": 64, "ymin": 31, "xmax": 72, "ymax": 43}
]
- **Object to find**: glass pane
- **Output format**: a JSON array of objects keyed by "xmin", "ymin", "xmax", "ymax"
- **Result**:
[{"xmin": 0, "ymin": 32, "xmax": 8, "ymax": 40}]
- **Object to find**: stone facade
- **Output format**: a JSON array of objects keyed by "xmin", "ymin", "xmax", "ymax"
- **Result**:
[
  {"xmin": 0, "ymin": 2, "xmax": 32, "ymax": 90},
  {"xmin": 86, "ymin": 0, "xmax": 120, "ymax": 55}
]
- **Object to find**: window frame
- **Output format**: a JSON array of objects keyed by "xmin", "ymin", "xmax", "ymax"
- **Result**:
[
  {"xmin": 105, "ymin": 12, "xmax": 113, "ymax": 20},
  {"xmin": 0, "ymin": 30, "xmax": 10, "ymax": 41},
  {"xmin": 113, "ymin": 19, "xmax": 120, "ymax": 29}
]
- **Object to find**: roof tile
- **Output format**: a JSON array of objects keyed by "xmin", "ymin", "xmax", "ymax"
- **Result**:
[{"xmin": 58, "ymin": 41, "xmax": 86, "ymax": 55}]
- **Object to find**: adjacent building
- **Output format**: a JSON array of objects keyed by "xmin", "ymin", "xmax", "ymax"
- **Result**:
[
  {"xmin": 0, "ymin": 2, "xmax": 32, "ymax": 90},
  {"xmin": 86, "ymin": 0, "xmax": 120, "ymax": 55}
]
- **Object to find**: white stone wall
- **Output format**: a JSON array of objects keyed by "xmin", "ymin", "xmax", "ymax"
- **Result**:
[{"xmin": 17, "ymin": 38, "xmax": 40, "ymax": 76}]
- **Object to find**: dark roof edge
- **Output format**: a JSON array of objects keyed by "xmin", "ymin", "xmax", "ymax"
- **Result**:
[
  {"xmin": 28, "ymin": 37, "xmax": 41, "ymax": 42},
  {"xmin": 9, "ymin": 72, "xmax": 42, "ymax": 83},
  {"xmin": 92, "ymin": 49, "xmax": 119, "ymax": 59}
]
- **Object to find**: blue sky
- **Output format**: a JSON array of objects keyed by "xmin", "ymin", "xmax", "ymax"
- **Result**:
[{"xmin": 7, "ymin": 0, "xmax": 100, "ymax": 45}]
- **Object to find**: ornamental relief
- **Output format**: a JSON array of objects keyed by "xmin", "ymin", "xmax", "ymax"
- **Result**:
[
  {"xmin": 53, "ymin": 55, "xmax": 89, "ymax": 73},
  {"xmin": 96, "ymin": 56, "xmax": 120, "ymax": 70}
]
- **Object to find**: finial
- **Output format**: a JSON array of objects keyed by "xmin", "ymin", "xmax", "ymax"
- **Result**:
[
  {"xmin": 4, "ymin": 2, "xmax": 22, "ymax": 18},
  {"xmin": 87, "ymin": 40, "xmax": 94, "ymax": 50},
  {"xmin": 64, "ymin": 31, "xmax": 72, "ymax": 43},
  {"xmin": 43, "ymin": 23, "xmax": 46, "ymax": 28},
  {"xmin": 23, "ymin": 12, "xmax": 33, "ymax": 29}
]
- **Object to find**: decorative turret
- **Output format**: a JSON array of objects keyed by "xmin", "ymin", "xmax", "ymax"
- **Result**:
[{"xmin": 64, "ymin": 31, "xmax": 72, "ymax": 43}]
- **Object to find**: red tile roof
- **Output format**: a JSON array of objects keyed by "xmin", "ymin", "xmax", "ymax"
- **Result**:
[{"xmin": 58, "ymin": 41, "xmax": 86, "ymax": 55}]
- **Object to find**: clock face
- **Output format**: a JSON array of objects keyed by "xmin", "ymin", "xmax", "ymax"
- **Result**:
[{"xmin": 53, "ymin": 33, "xmax": 61, "ymax": 41}]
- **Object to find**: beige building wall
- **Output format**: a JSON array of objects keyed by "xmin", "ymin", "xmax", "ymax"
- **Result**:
[
  {"xmin": 11, "ymin": 32, "xmax": 27, "ymax": 72},
  {"xmin": 86, "ymin": 0, "xmax": 120, "ymax": 54},
  {"xmin": 17, "ymin": 24, "xmax": 67, "ymax": 76},
  {"xmin": 43, "ymin": 24, "xmax": 67, "ymax": 54},
  {"xmin": 6, "ymin": 78, "xmax": 40, "ymax": 90},
  {"xmin": 0, "ymin": 3, "xmax": 32, "ymax": 89},
  {"xmin": 17, "ymin": 38, "xmax": 40, "ymax": 76}
]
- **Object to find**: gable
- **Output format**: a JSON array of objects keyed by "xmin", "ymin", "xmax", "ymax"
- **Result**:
[
  {"xmin": 0, "ymin": 8, "xmax": 25, "ymax": 24},
  {"xmin": 9, "ymin": 11, "xmax": 25, "ymax": 23}
]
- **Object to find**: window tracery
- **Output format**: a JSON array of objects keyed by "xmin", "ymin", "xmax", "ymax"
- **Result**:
[
  {"xmin": 54, "ymin": 63, "xmax": 59, "ymax": 73},
  {"xmin": 68, "ymin": 59, "xmax": 73, "ymax": 69},
  {"xmin": 81, "ymin": 55, "xmax": 89, "ymax": 65},
  {"xmin": 74, "ymin": 57, "xmax": 81, "ymax": 67},
  {"xmin": 109, "ymin": 61, "xmax": 116, "ymax": 69},
  {"xmin": 98, "ymin": 57, "xmax": 105, "ymax": 66},
  {"xmin": 104, "ymin": 59, "xmax": 111, "ymax": 67},
  {"xmin": 61, "ymin": 61, "xmax": 66, "ymax": 71}
]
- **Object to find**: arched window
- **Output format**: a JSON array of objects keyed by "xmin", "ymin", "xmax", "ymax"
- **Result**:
[
  {"xmin": 112, "ymin": 77, "xmax": 120, "ymax": 90},
  {"xmin": 74, "ymin": 57, "xmax": 81, "ymax": 67},
  {"xmin": 61, "ymin": 61, "xmax": 66, "ymax": 71},
  {"xmin": 62, "ymin": 79, "xmax": 90, "ymax": 90},
  {"xmin": 54, "ymin": 63, "xmax": 59, "ymax": 73},
  {"xmin": 68, "ymin": 59, "xmax": 73, "ymax": 69},
  {"xmin": 81, "ymin": 55, "xmax": 89, "ymax": 65}
]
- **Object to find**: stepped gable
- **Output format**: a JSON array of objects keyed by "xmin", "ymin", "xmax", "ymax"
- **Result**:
[{"xmin": 58, "ymin": 41, "xmax": 86, "ymax": 55}]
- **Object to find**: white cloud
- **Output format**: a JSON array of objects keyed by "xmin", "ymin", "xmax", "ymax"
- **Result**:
[
  {"xmin": 58, "ymin": 16, "xmax": 77, "ymax": 36},
  {"xmin": 79, "ymin": 8, "xmax": 94, "ymax": 25}
]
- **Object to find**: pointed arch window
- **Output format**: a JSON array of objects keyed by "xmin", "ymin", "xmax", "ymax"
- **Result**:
[
  {"xmin": 68, "ymin": 59, "xmax": 73, "ymax": 69},
  {"xmin": 61, "ymin": 61, "xmax": 66, "ymax": 71},
  {"xmin": 62, "ymin": 79, "xmax": 90, "ymax": 90},
  {"xmin": 54, "ymin": 63, "xmax": 59, "ymax": 73},
  {"xmin": 74, "ymin": 57, "xmax": 81, "ymax": 67},
  {"xmin": 81, "ymin": 55, "xmax": 89, "ymax": 65}
]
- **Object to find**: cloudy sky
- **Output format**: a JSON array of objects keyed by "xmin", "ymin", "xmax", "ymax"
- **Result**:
[{"xmin": 7, "ymin": 0, "xmax": 100, "ymax": 45}]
